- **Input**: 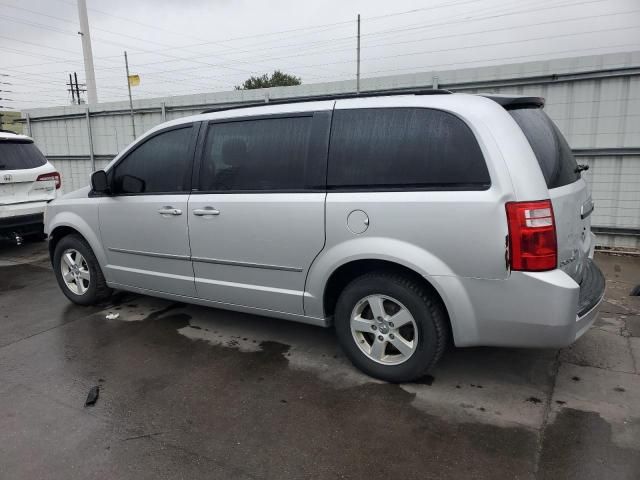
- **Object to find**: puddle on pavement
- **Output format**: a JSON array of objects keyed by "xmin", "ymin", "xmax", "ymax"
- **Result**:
[
  {"xmin": 94, "ymin": 298, "xmax": 554, "ymax": 431},
  {"xmin": 67, "ymin": 303, "xmax": 541, "ymax": 478},
  {"xmin": 101, "ymin": 297, "xmax": 184, "ymax": 322},
  {"xmin": 539, "ymin": 408, "xmax": 640, "ymax": 479},
  {"xmin": 176, "ymin": 310, "xmax": 376, "ymax": 388}
]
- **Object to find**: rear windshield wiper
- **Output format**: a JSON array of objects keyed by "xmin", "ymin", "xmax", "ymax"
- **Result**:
[{"xmin": 575, "ymin": 164, "xmax": 589, "ymax": 173}]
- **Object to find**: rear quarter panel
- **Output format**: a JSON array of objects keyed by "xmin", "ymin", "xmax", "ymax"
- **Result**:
[{"xmin": 304, "ymin": 95, "xmax": 524, "ymax": 320}]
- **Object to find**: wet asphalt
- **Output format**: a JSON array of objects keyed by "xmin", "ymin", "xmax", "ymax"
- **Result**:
[{"xmin": 1, "ymin": 241, "xmax": 639, "ymax": 480}]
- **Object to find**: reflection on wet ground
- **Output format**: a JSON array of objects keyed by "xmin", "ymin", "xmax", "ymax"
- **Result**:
[{"xmin": 1, "ymin": 242, "xmax": 639, "ymax": 479}]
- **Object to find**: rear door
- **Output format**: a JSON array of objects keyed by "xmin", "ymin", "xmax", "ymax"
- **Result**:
[
  {"xmin": 510, "ymin": 108, "xmax": 591, "ymax": 282},
  {"xmin": 188, "ymin": 110, "xmax": 331, "ymax": 315},
  {"xmin": 0, "ymin": 139, "xmax": 57, "ymax": 209}
]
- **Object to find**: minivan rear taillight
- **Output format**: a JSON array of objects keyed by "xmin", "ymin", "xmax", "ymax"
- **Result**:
[
  {"xmin": 506, "ymin": 200, "xmax": 557, "ymax": 271},
  {"xmin": 36, "ymin": 172, "xmax": 61, "ymax": 189}
]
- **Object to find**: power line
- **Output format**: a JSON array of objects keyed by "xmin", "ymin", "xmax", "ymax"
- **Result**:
[
  {"xmin": 54, "ymin": 0, "xmax": 486, "ymax": 46},
  {"xmin": 0, "ymin": 0, "xmax": 578, "ymax": 79},
  {"xmin": 289, "ymin": 25, "xmax": 640, "ymax": 71},
  {"xmin": 0, "ymin": 0, "xmax": 347, "ymax": 77},
  {"xmin": 359, "ymin": 8, "xmax": 640, "ymax": 52},
  {"xmin": 3, "ymin": 0, "xmax": 636, "ymax": 108},
  {"xmin": 3, "ymin": 0, "xmax": 578, "ymax": 82},
  {"xmin": 87, "ymin": 12, "xmax": 635, "ymax": 85},
  {"xmin": 3, "ymin": 0, "xmax": 532, "ymax": 80},
  {"xmin": 86, "ymin": 0, "xmax": 607, "ymax": 75},
  {"xmin": 313, "ymin": 43, "xmax": 640, "ymax": 80}
]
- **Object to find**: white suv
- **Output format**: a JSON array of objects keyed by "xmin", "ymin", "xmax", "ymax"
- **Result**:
[
  {"xmin": 44, "ymin": 91, "xmax": 605, "ymax": 382},
  {"xmin": 0, "ymin": 131, "xmax": 61, "ymax": 244}
]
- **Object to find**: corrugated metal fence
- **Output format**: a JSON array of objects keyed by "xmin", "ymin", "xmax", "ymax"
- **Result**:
[{"xmin": 21, "ymin": 51, "xmax": 640, "ymax": 249}]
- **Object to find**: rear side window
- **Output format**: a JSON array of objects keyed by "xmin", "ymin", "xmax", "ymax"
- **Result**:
[
  {"xmin": 112, "ymin": 126, "xmax": 193, "ymax": 194},
  {"xmin": 509, "ymin": 108, "xmax": 579, "ymax": 189},
  {"xmin": 199, "ymin": 116, "xmax": 312, "ymax": 191},
  {"xmin": 327, "ymin": 108, "xmax": 490, "ymax": 190},
  {"xmin": 0, "ymin": 141, "xmax": 47, "ymax": 170}
]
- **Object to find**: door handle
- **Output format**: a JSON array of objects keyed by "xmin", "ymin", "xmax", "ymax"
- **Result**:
[
  {"xmin": 157, "ymin": 206, "xmax": 182, "ymax": 216},
  {"xmin": 193, "ymin": 207, "xmax": 220, "ymax": 216}
]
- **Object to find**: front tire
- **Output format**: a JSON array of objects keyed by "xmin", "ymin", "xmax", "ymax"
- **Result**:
[
  {"xmin": 53, "ymin": 234, "xmax": 112, "ymax": 305},
  {"xmin": 334, "ymin": 272, "xmax": 448, "ymax": 382}
]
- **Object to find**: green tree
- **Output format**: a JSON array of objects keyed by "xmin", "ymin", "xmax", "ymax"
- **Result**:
[{"xmin": 235, "ymin": 70, "xmax": 301, "ymax": 90}]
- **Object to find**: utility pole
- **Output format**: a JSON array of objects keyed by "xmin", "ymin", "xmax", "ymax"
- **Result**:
[
  {"xmin": 74, "ymin": 72, "xmax": 85, "ymax": 103},
  {"xmin": 68, "ymin": 73, "xmax": 76, "ymax": 104},
  {"xmin": 66, "ymin": 72, "xmax": 86, "ymax": 104},
  {"xmin": 356, "ymin": 14, "xmax": 361, "ymax": 94},
  {"xmin": 124, "ymin": 51, "xmax": 136, "ymax": 138},
  {"xmin": 77, "ymin": 0, "xmax": 98, "ymax": 104}
]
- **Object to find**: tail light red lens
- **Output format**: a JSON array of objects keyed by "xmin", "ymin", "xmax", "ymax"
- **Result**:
[
  {"xmin": 506, "ymin": 200, "xmax": 557, "ymax": 271},
  {"xmin": 36, "ymin": 172, "xmax": 61, "ymax": 189}
]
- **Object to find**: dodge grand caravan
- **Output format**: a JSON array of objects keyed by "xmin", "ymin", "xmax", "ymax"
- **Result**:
[{"xmin": 45, "ymin": 91, "xmax": 605, "ymax": 382}]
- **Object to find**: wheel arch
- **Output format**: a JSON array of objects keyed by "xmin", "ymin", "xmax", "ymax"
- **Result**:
[
  {"xmin": 47, "ymin": 213, "xmax": 106, "ymax": 269},
  {"xmin": 323, "ymin": 258, "xmax": 450, "ymax": 321},
  {"xmin": 304, "ymin": 238, "xmax": 480, "ymax": 346}
]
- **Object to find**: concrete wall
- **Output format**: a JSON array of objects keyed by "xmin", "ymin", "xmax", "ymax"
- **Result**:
[{"xmin": 22, "ymin": 51, "xmax": 640, "ymax": 249}]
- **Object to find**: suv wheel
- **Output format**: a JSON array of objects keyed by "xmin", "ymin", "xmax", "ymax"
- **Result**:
[
  {"xmin": 334, "ymin": 272, "xmax": 447, "ymax": 382},
  {"xmin": 53, "ymin": 234, "xmax": 112, "ymax": 305}
]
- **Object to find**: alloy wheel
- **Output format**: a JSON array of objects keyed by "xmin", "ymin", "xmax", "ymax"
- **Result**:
[
  {"xmin": 60, "ymin": 248, "xmax": 91, "ymax": 295},
  {"xmin": 350, "ymin": 294, "xmax": 418, "ymax": 365}
]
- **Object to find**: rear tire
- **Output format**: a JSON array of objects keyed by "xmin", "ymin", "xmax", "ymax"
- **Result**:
[
  {"xmin": 53, "ymin": 234, "xmax": 112, "ymax": 305},
  {"xmin": 334, "ymin": 272, "xmax": 447, "ymax": 382}
]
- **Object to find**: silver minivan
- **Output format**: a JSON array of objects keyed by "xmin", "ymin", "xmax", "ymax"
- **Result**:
[{"xmin": 45, "ymin": 91, "xmax": 605, "ymax": 382}]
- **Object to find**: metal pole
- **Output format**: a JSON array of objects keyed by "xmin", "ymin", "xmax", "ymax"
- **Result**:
[
  {"xmin": 77, "ymin": 0, "xmax": 98, "ymax": 104},
  {"xmin": 74, "ymin": 72, "xmax": 80, "ymax": 104},
  {"xmin": 356, "ymin": 14, "xmax": 361, "ymax": 94},
  {"xmin": 69, "ymin": 73, "xmax": 76, "ymax": 104},
  {"xmin": 25, "ymin": 113, "xmax": 31, "ymax": 137},
  {"xmin": 160, "ymin": 101, "xmax": 166, "ymax": 122},
  {"xmin": 85, "ymin": 107, "xmax": 95, "ymax": 172},
  {"xmin": 124, "ymin": 51, "xmax": 136, "ymax": 138}
]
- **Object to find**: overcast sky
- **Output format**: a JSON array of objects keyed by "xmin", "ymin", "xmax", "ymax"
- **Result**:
[{"xmin": 1, "ymin": 0, "xmax": 639, "ymax": 110}]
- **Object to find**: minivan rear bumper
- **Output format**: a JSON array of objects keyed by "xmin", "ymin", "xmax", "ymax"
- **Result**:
[{"xmin": 449, "ymin": 259, "xmax": 605, "ymax": 348}]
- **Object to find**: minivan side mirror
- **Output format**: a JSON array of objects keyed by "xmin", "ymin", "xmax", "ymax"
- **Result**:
[{"xmin": 91, "ymin": 170, "xmax": 110, "ymax": 194}]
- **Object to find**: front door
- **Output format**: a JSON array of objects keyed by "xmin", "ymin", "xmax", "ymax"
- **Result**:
[
  {"xmin": 99, "ymin": 124, "xmax": 198, "ymax": 297},
  {"xmin": 188, "ymin": 110, "xmax": 331, "ymax": 314}
]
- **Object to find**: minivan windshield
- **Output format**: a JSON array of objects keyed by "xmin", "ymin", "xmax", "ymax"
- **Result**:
[
  {"xmin": 0, "ymin": 140, "xmax": 48, "ymax": 170},
  {"xmin": 509, "ymin": 108, "xmax": 579, "ymax": 189}
]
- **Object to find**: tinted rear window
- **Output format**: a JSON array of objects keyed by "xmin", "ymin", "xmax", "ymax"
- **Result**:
[
  {"xmin": 0, "ymin": 141, "xmax": 48, "ymax": 170},
  {"xmin": 199, "ymin": 116, "xmax": 313, "ymax": 191},
  {"xmin": 509, "ymin": 109, "xmax": 579, "ymax": 189},
  {"xmin": 327, "ymin": 108, "xmax": 490, "ymax": 190}
]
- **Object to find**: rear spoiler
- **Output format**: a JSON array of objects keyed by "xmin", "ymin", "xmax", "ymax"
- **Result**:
[{"xmin": 481, "ymin": 94, "xmax": 545, "ymax": 110}]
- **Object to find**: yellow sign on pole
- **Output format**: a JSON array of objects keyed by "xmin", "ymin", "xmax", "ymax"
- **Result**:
[{"xmin": 128, "ymin": 74, "xmax": 140, "ymax": 87}]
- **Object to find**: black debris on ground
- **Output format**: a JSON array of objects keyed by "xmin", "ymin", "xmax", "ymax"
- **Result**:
[{"xmin": 84, "ymin": 386, "xmax": 100, "ymax": 407}]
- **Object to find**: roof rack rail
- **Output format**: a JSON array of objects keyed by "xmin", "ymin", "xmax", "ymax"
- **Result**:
[{"xmin": 201, "ymin": 88, "xmax": 452, "ymax": 114}]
